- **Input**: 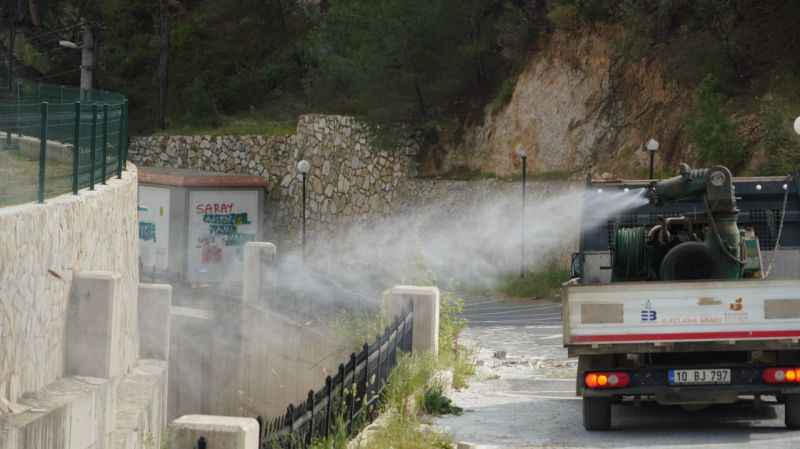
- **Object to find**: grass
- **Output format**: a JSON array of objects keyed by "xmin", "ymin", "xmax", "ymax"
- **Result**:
[
  {"xmin": 422, "ymin": 384, "xmax": 463, "ymax": 416},
  {"xmin": 495, "ymin": 268, "xmax": 570, "ymax": 299},
  {"xmin": 0, "ymin": 150, "xmax": 73, "ymax": 207},
  {"xmin": 156, "ymin": 115, "xmax": 297, "ymax": 137}
]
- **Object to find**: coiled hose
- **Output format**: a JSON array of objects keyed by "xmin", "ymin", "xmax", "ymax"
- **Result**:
[{"xmin": 612, "ymin": 226, "xmax": 649, "ymax": 281}]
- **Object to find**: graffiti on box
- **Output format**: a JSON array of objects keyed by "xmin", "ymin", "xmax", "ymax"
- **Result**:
[{"xmin": 194, "ymin": 202, "xmax": 255, "ymax": 265}]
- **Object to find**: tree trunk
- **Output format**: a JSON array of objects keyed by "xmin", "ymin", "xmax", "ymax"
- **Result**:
[
  {"xmin": 414, "ymin": 78, "xmax": 427, "ymax": 119},
  {"xmin": 7, "ymin": 2, "xmax": 18, "ymax": 92},
  {"xmin": 158, "ymin": 0, "xmax": 169, "ymax": 130},
  {"xmin": 27, "ymin": 0, "xmax": 39, "ymax": 26}
]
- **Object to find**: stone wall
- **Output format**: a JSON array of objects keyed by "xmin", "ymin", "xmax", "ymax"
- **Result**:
[
  {"xmin": 0, "ymin": 164, "xmax": 139, "ymax": 404},
  {"xmin": 129, "ymin": 115, "xmax": 418, "ymax": 248}
]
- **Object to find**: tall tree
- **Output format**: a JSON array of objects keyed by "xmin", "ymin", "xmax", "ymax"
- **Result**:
[{"xmin": 158, "ymin": 0, "xmax": 169, "ymax": 129}]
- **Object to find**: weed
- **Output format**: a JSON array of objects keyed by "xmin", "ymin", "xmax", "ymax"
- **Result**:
[
  {"xmin": 422, "ymin": 384, "xmax": 463, "ymax": 416},
  {"xmin": 362, "ymin": 413, "xmax": 454, "ymax": 449}
]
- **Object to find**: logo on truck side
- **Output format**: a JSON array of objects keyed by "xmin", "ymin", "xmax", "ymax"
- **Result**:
[{"xmin": 641, "ymin": 300, "xmax": 657, "ymax": 322}]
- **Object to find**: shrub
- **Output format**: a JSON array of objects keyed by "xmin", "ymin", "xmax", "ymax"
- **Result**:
[
  {"xmin": 422, "ymin": 384, "xmax": 463, "ymax": 416},
  {"xmin": 547, "ymin": 4, "xmax": 580, "ymax": 30},
  {"xmin": 686, "ymin": 75, "xmax": 748, "ymax": 171}
]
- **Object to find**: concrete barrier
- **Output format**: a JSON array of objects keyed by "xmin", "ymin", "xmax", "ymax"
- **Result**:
[
  {"xmin": 385, "ymin": 286, "xmax": 440, "ymax": 356},
  {"xmin": 67, "ymin": 271, "xmax": 127, "ymax": 379},
  {"xmin": 242, "ymin": 242, "xmax": 277, "ymax": 304},
  {"xmin": 170, "ymin": 415, "xmax": 259, "ymax": 449},
  {"xmin": 138, "ymin": 284, "xmax": 173, "ymax": 360}
]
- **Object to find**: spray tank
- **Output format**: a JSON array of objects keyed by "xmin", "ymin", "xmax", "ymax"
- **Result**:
[{"xmin": 612, "ymin": 163, "xmax": 761, "ymax": 282}]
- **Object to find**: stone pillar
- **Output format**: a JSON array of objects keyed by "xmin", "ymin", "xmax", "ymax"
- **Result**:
[
  {"xmin": 385, "ymin": 286, "xmax": 440, "ymax": 356},
  {"xmin": 170, "ymin": 415, "xmax": 260, "ymax": 449},
  {"xmin": 138, "ymin": 283, "xmax": 173, "ymax": 360},
  {"xmin": 242, "ymin": 242, "xmax": 277, "ymax": 304},
  {"xmin": 66, "ymin": 271, "xmax": 125, "ymax": 378}
]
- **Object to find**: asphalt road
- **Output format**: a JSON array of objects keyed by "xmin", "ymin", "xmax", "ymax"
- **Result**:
[{"xmin": 436, "ymin": 295, "xmax": 800, "ymax": 449}]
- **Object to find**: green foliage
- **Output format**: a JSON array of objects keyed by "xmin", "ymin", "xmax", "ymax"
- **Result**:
[
  {"xmin": 490, "ymin": 74, "xmax": 519, "ymax": 115},
  {"xmin": 496, "ymin": 267, "xmax": 569, "ymax": 299},
  {"xmin": 309, "ymin": 415, "xmax": 349, "ymax": 449},
  {"xmin": 384, "ymin": 353, "xmax": 437, "ymax": 419},
  {"xmin": 756, "ymin": 95, "xmax": 800, "ymax": 176},
  {"xmin": 686, "ymin": 75, "xmax": 747, "ymax": 171},
  {"xmin": 422, "ymin": 384, "xmax": 463, "ymax": 416},
  {"xmin": 362, "ymin": 412, "xmax": 454, "ymax": 449},
  {"xmin": 547, "ymin": 4, "xmax": 580, "ymax": 30}
]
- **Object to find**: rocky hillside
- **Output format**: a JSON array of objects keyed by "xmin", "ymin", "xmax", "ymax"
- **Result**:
[{"xmin": 438, "ymin": 29, "xmax": 701, "ymax": 179}]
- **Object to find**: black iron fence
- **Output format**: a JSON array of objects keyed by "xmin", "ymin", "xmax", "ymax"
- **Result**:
[{"xmin": 253, "ymin": 307, "xmax": 414, "ymax": 449}]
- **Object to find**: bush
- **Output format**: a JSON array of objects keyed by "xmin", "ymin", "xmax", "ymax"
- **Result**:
[
  {"xmin": 422, "ymin": 384, "xmax": 463, "ymax": 416},
  {"xmin": 757, "ymin": 95, "xmax": 800, "ymax": 176},
  {"xmin": 547, "ymin": 4, "xmax": 580, "ymax": 30},
  {"xmin": 686, "ymin": 75, "xmax": 748, "ymax": 171}
]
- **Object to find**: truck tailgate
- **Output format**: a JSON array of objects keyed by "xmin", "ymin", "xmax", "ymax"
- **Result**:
[{"xmin": 564, "ymin": 279, "xmax": 800, "ymax": 346}]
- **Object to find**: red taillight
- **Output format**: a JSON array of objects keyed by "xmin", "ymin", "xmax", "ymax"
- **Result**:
[
  {"xmin": 763, "ymin": 368, "xmax": 800, "ymax": 384},
  {"xmin": 585, "ymin": 371, "xmax": 630, "ymax": 389}
]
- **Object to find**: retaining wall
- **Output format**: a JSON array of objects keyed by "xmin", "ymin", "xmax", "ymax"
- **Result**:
[
  {"xmin": 0, "ymin": 164, "xmax": 139, "ymax": 403},
  {"xmin": 129, "ymin": 115, "xmax": 419, "ymax": 247}
]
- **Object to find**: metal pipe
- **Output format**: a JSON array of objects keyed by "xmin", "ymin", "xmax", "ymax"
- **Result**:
[
  {"xmin": 521, "ymin": 154, "xmax": 527, "ymax": 278},
  {"xmin": 302, "ymin": 172, "xmax": 307, "ymax": 261}
]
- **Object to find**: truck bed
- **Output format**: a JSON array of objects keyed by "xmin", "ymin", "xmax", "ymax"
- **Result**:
[{"xmin": 564, "ymin": 279, "xmax": 800, "ymax": 352}]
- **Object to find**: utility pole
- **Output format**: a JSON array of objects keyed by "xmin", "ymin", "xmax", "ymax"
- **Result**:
[{"xmin": 80, "ymin": 26, "xmax": 94, "ymax": 100}]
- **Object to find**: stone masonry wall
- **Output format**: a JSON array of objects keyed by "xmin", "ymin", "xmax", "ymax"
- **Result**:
[
  {"xmin": 129, "ymin": 115, "xmax": 419, "ymax": 249},
  {"xmin": 0, "ymin": 164, "xmax": 140, "ymax": 404}
]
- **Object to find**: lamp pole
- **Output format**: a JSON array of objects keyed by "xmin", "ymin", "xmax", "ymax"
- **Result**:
[
  {"xmin": 297, "ymin": 160, "xmax": 311, "ymax": 261},
  {"xmin": 646, "ymin": 138, "xmax": 659, "ymax": 179},
  {"xmin": 517, "ymin": 148, "xmax": 528, "ymax": 278}
]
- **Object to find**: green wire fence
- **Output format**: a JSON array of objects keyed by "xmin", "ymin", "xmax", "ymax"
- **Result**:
[{"xmin": 0, "ymin": 80, "xmax": 129, "ymax": 207}]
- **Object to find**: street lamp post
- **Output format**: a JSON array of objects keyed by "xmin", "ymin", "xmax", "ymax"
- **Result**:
[
  {"xmin": 297, "ymin": 160, "xmax": 311, "ymax": 260},
  {"xmin": 646, "ymin": 138, "xmax": 659, "ymax": 179},
  {"xmin": 517, "ymin": 147, "xmax": 528, "ymax": 278}
]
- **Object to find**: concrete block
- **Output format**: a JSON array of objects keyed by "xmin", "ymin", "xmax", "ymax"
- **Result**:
[
  {"xmin": 0, "ymin": 376, "xmax": 111, "ymax": 449},
  {"xmin": 67, "ymin": 271, "xmax": 125, "ymax": 379},
  {"xmin": 386, "ymin": 286, "xmax": 440, "ymax": 356},
  {"xmin": 110, "ymin": 360, "xmax": 168, "ymax": 449},
  {"xmin": 170, "ymin": 415, "xmax": 259, "ymax": 449},
  {"xmin": 138, "ymin": 284, "xmax": 173, "ymax": 360},
  {"xmin": 242, "ymin": 242, "xmax": 277, "ymax": 304}
]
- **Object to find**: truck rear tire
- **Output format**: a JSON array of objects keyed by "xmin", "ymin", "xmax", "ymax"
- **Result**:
[
  {"xmin": 785, "ymin": 395, "xmax": 800, "ymax": 429},
  {"xmin": 583, "ymin": 397, "xmax": 612, "ymax": 431}
]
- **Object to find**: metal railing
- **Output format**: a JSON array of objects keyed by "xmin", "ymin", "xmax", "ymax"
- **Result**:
[
  {"xmin": 253, "ymin": 307, "xmax": 414, "ymax": 449},
  {"xmin": 0, "ymin": 80, "xmax": 128, "ymax": 207}
]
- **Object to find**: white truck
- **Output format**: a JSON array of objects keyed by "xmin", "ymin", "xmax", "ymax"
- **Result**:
[{"xmin": 566, "ymin": 165, "xmax": 800, "ymax": 430}]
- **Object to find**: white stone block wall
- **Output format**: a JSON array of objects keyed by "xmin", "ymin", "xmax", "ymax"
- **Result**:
[{"xmin": 0, "ymin": 163, "xmax": 139, "ymax": 403}]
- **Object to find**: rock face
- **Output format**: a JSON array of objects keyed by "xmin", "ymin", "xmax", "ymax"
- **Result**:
[
  {"xmin": 129, "ymin": 115, "xmax": 419, "ymax": 247},
  {"xmin": 442, "ymin": 29, "xmax": 692, "ymax": 179}
]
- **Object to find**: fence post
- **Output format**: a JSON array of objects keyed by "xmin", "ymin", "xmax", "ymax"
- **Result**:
[
  {"xmin": 256, "ymin": 416, "xmax": 263, "ymax": 448},
  {"xmin": 60, "ymin": 85, "xmax": 64, "ymax": 103},
  {"xmin": 347, "ymin": 353, "xmax": 356, "ymax": 434},
  {"xmin": 359, "ymin": 343, "xmax": 369, "ymax": 419},
  {"xmin": 197, "ymin": 436, "xmax": 206, "ymax": 449},
  {"xmin": 324, "ymin": 375, "xmax": 332, "ymax": 439},
  {"xmin": 337, "ymin": 363, "xmax": 345, "ymax": 421},
  {"xmin": 116, "ymin": 104, "xmax": 123, "ymax": 178},
  {"xmin": 122, "ymin": 99, "xmax": 128, "ymax": 171},
  {"xmin": 306, "ymin": 390, "xmax": 314, "ymax": 447},
  {"xmin": 287, "ymin": 404, "xmax": 295, "ymax": 449},
  {"xmin": 89, "ymin": 104, "xmax": 97, "ymax": 190},
  {"xmin": 15, "ymin": 81, "xmax": 21, "ymax": 137},
  {"xmin": 73, "ymin": 102, "xmax": 81, "ymax": 194},
  {"xmin": 37, "ymin": 102, "xmax": 48, "ymax": 204},
  {"xmin": 101, "ymin": 104, "xmax": 108, "ymax": 184}
]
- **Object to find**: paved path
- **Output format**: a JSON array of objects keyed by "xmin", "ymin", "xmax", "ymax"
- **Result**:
[{"xmin": 436, "ymin": 295, "xmax": 800, "ymax": 449}]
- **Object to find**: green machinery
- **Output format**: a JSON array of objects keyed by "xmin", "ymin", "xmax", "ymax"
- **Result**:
[{"xmin": 612, "ymin": 164, "xmax": 762, "ymax": 282}]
